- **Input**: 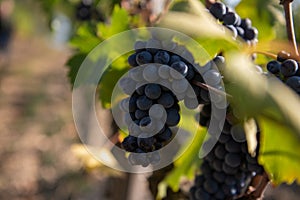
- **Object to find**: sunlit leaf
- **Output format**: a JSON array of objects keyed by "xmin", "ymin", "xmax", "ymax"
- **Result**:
[
  {"xmin": 258, "ymin": 117, "xmax": 300, "ymax": 185},
  {"xmin": 97, "ymin": 5, "xmax": 130, "ymax": 39},
  {"xmin": 163, "ymin": 124, "xmax": 205, "ymax": 191},
  {"xmin": 236, "ymin": 0, "xmax": 278, "ymax": 40},
  {"xmin": 70, "ymin": 23, "xmax": 101, "ymax": 53}
]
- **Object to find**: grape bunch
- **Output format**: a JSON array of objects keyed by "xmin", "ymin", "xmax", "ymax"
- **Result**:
[
  {"xmin": 209, "ymin": 2, "xmax": 258, "ymax": 43},
  {"xmin": 120, "ymin": 83, "xmax": 181, "ymax": 167},
  {"xmin": 118, "ymin": 37, "xmax": 224, "ymax": 167},
  {"xmin": 190, "ymin": 104, "xmax": 264, "ymax": 200},
  {"xmin": 266, "ymin": 51, "xmax": 300, "ymax": 95},
  {"xmin": 75, "ymin": 0, "xmax": 104, "ymax": 22},
  {"xmin": 76, "ymin": 0, "xmax": 93, "ymax": 21}
]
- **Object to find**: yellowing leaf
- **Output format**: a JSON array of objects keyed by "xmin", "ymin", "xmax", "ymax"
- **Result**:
[{"xmin": 259, "ymin": 118, "xmax": 300, "ymax": 185}]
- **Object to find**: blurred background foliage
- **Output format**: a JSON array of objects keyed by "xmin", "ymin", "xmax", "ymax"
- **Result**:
[{"xmin": 1, "ymin": 0, "xmax": 300, "ymax": 199}]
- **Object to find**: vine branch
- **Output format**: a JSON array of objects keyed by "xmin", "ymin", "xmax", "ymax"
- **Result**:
[{"xmin": 280, "ymin": 0, "xmax": 299, "ymax": 56}]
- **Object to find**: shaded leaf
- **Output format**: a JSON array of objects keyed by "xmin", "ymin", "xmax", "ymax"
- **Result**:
[{"xmin": 66, "ymin": 53, "xmax": 87, "ymax": 86}]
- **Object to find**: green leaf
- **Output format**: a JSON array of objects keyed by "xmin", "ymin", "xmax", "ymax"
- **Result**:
[
  {"xmin": 97, "ymin": 5, "xmax": 130, "ymax": 39},
  {"xmin": 259, "ymin": 117, "xmax": 300, "ymax": 185},
  {"xmin": 222, "ymin": 52, "xmax": 300, "ymax": 185},
  {"xmin": 70, "ymin": 23, "xmax": 101, "ymax": 53},
  {"xmin": 162, "ymin": 111, "xmax": 205, "ymax": 191},
  {"xmin": 98, "ymin": 55, "xmax": 129, "ymax": 108},
  {"xmin": 235, "ymin": 0, "xmax": 279, "ymax": 41},
  {"xmin": 66, "ymin": 53, "xmax": 87, "ymax": 86}
]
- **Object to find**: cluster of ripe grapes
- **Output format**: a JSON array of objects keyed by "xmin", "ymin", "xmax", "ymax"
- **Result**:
[
  {"xmin": 116, "ymin": 1, "xmax": 299, "ymax": 199},
  {"xmin": 75, "ymin": 0, "xmax": 104, "ymax": 22},
  {"xmin": 118, "ymin": 36, "xmax": 265, "ymax": 197},
  {"xmin": 190, "ymin": 103, "xmax": 264, "ymax": 200},
  {"xmin": 118, "ymin": 36, "xmax": 224, "ymax": 167},
  {"xmin": 267, "ymin": 51, "xmax": 300, "ymax": 95},
  {"xmin": 209, "ymin": 2, "xmax": 258, "ymax": 43}
]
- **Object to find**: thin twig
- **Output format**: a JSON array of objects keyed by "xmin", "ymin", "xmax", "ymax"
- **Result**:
[
  {"xmin": 251, "ymin": 51, "xmax": 277, "ymax": 60},
  {"xmin": 248, "ymin": 172, "xmax": 270, "ymax": 200},
  {"xmin": 192, "ymin": 80, "xmax": 233, "ymax": 98},
  {"xmin": 281, "ymin": 0, "xmax": 299, "ymax": 56},
  {"xmin": 235, "ymin": 172, "xmax": 270, "ymax": 200}
]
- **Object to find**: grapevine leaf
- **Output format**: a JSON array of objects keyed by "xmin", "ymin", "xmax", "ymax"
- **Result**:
[
  {"xmin": 235, "ymin": 0, "xmax": 279, "ymax": 41},
  {"xmin": 258, "ymin": 117, "xmax": 300, "ymax": 185},
  {"xmin": 66, "ymin": 53, "xmax": 87, "ymax": 86},
  {"xmin": 162, "ymin": 110, "xmax": 205, "ymax": 192},
  {"xmin": 224, "ymin": 53, "xmax": 300, "ymax": 135},
  {"xmin": 98, "ymin": 55, "xmax": 129, "ymax": 108},
  {"xmin": 155, "ymin": 104, "xmax": 204, "ymax": 196},
  {"xmin": 70, "ymin": 24, "xmax": 101, "ymax": 53},
  {"xmin": 97, "ymin": 5, "xmax": 130, "ymax": 39},
  {"xmin": 224, "ymin": 52, "xmax": 300, "ymax": 185}
]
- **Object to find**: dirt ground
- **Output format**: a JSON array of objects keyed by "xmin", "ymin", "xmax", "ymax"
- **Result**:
[{"xmin": 0, "ymin": 34, "xmax": 108, "ymax": 200}]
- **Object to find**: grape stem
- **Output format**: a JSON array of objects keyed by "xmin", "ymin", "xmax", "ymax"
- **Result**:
[
  {"xmin": 236, "ymin": 171, "xmax": 270, "ymax": 200},
  {"xmin": 192, "ymin": 80, "xmax": 233, "ymax": 98},
  {"xmin": 251, "ymin": 51, "xmax": 277, "ymax": 59},
  {"xmin": 280, "ymin": 0, "xmax": 299, "ymax": 56}
]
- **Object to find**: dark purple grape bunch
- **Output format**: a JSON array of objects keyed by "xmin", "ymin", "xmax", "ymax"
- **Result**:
[
  {"xmin": 209, "ymin": 2, "xmax": 258, "ymax": 43},
  {"xmin": 266, "ymin": 51, "xmax": 300, "ymax": 95},
  {"xmin": 190, "ymin": 104, "xmax": 264, "ymax": 200},
  {"xmin": 76, "ymin": 0, "xmax": 104, "ymax": 21},
  {"xmin": 119, "ymin": 38, "xmax": 204, "ymax": 167}
]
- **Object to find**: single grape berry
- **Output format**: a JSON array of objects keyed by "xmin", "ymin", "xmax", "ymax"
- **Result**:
[
  {"xmin": 223, "ymin": 12, "xmax": 239, "ymax": 26},
  {"xmin": 286, "ymin": 76, "xmax": 300, "ymax": 93},
  {"xmin": 128, "ymin": 53, "xmax": 138, "ymax": 67},
  {"xmin": 139, "ymin": 116, "xmax": 151, "ymax": 127},
  {"xmin": 76, "ymin": 1, "xmax": 92, "ymax": 21},
  {"xmin": 122, "ymin": 136, "xmax": 138, "ymax": 152},
  {"xmin": 244, "ymin": 27, "xmax": 258, "ymax": 40},
  {"xmin": 225, "ymin": 153, "xmax": 241, "ymax": 168},
  {"xmin": 157, "ymin": 92, "xmax": 175, "ymax": 108},
  {"xmin": 209, "ymin": 2, "xmax": 227, "ymax": 20},
  {"xmin": 136, "ymin": 51, "xmax": 153, "ymax": 65},
  {"xmin": 136, "ymin": 95, "xmax": 152, "ymax": 110},
  {"xmin": 145, "ymin": 84, "xmax": 161, "ymax": 99},
  {"xmin": 170, "ymin": 61, "xmax": 188, "ymax": 78},
  {"xmin": 154, "ymin": 50, "xmax": 170, "ymax": 64},
  {"xmin": 236, "ymin": 27, "xmax": 245, "ymax": 37},
  {"xmin": 280, "ymin": 59, "xmax": 298, "ymax": 77},
  {"xmin": 267, "ymin": 60, "xmax": 281, "ymax": 74},
  {"xmin": 135, "ymin": 109, "xmax": 147, "ymax": 119},
  {"xmin": 166, "ymin": 108, "xmax": 180, "ymax": 126},
  {"xmin": 156, "ymin": 127, "xmax": 173, "ymax": 142},
  {"xmin": 137, "ymin": 135, "xmax": 155, "ymax": 152},
  {"xmin": 240, "ymin": 18, "xmax": 252, "ymax": 29},
  {"xmin": 169, "ymin": 55, "xmax": 182, "ymax": 65},
  {"xmin": 204, "ymin": 179, "xmax": 219, "ymax": 194}
]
